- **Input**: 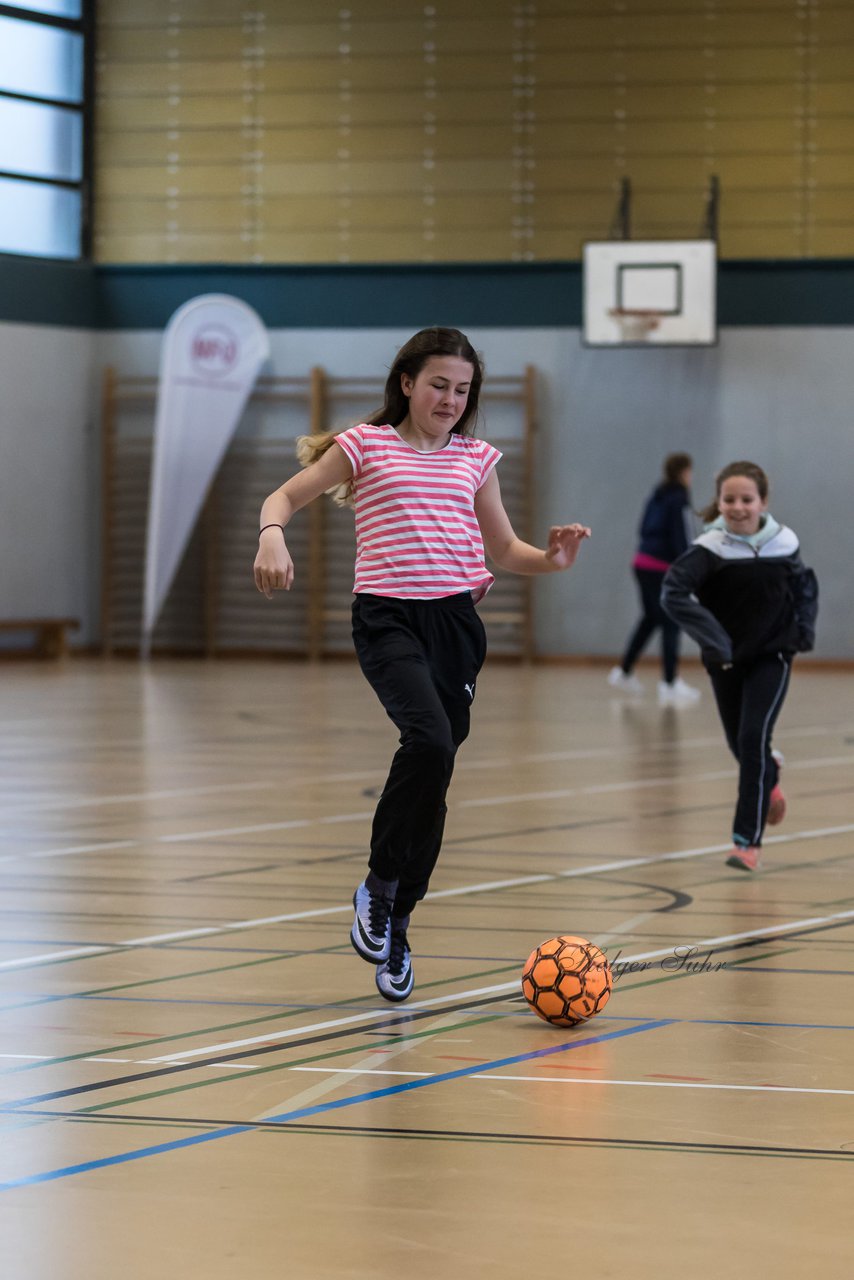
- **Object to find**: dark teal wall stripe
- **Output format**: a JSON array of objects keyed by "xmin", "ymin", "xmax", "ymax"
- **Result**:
[
  {"xmin": 93, "ymin": 261, "xmax": 581, "ymax": 331},
  {"xmin": 718, "ymin": 260, "xmax": 854, "ymax": 326},
  {"xmin": 1, "ymin": 257, "xmax": 853, "ymax": 330},
  {"xmin": 0, "ymin": 254, "xmax": 97, "ymax": 328}
]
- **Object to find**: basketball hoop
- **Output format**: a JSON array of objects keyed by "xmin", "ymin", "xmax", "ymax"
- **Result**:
[{"xmin": 608, "ymin": 308, "xmax": 663, "ymax": 343}]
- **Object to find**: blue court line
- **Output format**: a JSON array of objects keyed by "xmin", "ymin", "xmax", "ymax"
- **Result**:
[{"xmin": 0, "ymin": 1018, "xmax": 671, "ymax": 1191}]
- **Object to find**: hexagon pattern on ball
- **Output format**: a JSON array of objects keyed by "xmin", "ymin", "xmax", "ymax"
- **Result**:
[{"xmin": 521, "ymin": 935, "xmax": 613, "ymax": 1027}]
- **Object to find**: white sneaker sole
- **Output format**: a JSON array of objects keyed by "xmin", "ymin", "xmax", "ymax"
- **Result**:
[{"xmin": 376, "ymin": 966, "xmax": 414, "ymax": 1002}]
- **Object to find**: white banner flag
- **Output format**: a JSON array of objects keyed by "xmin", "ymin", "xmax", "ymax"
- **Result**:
[{"xmin": 142, "ymin": 294, "xmax": 270, "ymax": 653}]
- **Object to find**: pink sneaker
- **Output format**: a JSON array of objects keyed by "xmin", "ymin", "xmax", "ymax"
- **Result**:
[
  {"xmin": 767, "ymin": 751, "xmax": 786, "ymax": 825},
  {"xmin": 726, "ymin": 845, "xmax": 761, "ymax": 872},
  {"xmin": 767, "ymin": 784, "xmax": 787, "ymax": 826}
]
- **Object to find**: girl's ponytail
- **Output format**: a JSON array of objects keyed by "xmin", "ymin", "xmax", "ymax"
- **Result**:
[
  {"xmin": 295, "ymin": 432, "xmax": 355, "ymax": 508},
  {"xmin": 699, "ymin": 495, "xmax": 721, "ymax": 524}
]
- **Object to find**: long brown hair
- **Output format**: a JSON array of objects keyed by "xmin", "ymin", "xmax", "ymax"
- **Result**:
[
  {"xmin": 367, "ymin": 326, "xmax": 483, "ymax": 434},
  {"xmin": 701, "ymin": 460, "xmax": 770, "ymax": 524},
  {"xmin": 662, "ymin": 452, "xmax": 692, "ymax": 486},
  {"xmin": 296, "ymin": 327, "xmax": 484, "ymax": 506}
]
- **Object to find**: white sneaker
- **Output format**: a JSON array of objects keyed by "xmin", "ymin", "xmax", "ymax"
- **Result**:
[
  {"xmin": 375, "ymin": 929, "xmax": 414, "ymax": 1002},
  {"xmin": 658, "ymin": 678, "xmax": 702, "ymax": 706},
  {"xmin": 607, "ymin": 666, "xmax": 644, "ymax": 695},
  {"xmin": 350, "ymin": 882, "xmax": 392, "ymax": 964}
]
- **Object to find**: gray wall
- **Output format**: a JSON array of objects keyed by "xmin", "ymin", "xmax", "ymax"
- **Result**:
[
  {"xmin": 532, "ymin": 328, "xmax": 851, "ymax": 661},
  {"xmin": 4, "ymin": 322, "xmax": 851, "ymax": 658},
  {"xmin": 0, "ymin": 321, "xmax": 98, "ymax": 645}
]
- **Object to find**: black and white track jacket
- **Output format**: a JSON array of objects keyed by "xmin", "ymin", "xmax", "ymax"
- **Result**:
[{"xmin": 660, "ymin": 516, "xmax": 818, "ymax": 666}]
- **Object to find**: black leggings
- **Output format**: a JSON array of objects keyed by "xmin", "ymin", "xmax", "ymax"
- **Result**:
[
  {"xmin": 352, "ymin": 592, "xmax": 487, "ymax": 919},
  {"xmin": 621, "ymin": 568, "xmax": 680, "ymax": 684},
  {"xmin": 707, "ymin": 653, "xmax": 791, "ymax": 848}
]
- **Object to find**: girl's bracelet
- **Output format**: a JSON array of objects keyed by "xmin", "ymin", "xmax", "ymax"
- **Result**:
[{"xmin": 259, "ymin": 524, "xmax": 285, "ymax": 537}]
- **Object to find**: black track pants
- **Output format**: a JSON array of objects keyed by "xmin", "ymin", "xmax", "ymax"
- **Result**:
[
  {"xmin": 707, "ymin": 652, "xmax": 791, "ymax": 847},
  {"xmin": 621, "ymin": 568, "xmax": 681, "ymax": 684},
  {"xmin": 351, "ymin": 592, "xmax": 487, "ymax": 919}
]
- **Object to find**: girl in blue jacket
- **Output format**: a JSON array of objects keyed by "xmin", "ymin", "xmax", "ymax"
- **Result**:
[{"xmin": 608, "ymin": 452, "xmax": 701, "ymax": 705}]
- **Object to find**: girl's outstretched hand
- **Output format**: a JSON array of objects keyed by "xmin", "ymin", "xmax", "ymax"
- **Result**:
[{"xmin": 545, "ymin": 523, "xmax": 592, "ymax": 570}]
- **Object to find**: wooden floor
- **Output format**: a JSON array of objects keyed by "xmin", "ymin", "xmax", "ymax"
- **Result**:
[{"xmin": 1, "ymin": 657, "xmax": 853, "ymax": 1278}]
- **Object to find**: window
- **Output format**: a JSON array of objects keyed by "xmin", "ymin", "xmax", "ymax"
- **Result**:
[{"xmin": 0, "ymin": 2, "xmax": 91, "ymax": 259}]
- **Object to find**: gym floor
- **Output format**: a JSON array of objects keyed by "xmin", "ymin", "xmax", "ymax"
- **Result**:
[{"xmin": 1, "ymin": 658, "xmax": 852, "ymax": 1278}]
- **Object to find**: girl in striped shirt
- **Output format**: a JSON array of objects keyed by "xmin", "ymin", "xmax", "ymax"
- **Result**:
[{"xmin": 254, "ymin": 327, "xmax": 590, "ymax": 1002}]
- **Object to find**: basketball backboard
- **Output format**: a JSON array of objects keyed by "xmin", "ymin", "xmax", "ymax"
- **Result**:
[{"xmin": 583, "ymin": 240, "xmax": 717, "ymax": 346}]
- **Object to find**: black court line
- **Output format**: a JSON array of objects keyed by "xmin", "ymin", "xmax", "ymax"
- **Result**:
[
  {"xmin": 176, "ymin": 863, "xmax": 283, "ymax": 883},
  {"xmin": 288, "ymin": 815, "xmax": 630, "ymax": 865},
  {"xmin": 2, "ymin": 991, "xmax": 521, "ymax": 1110},
  {"xmin": 597, "ymin": 880, "xmax": 694, "ymax": 912},
  {"xmin": 7, "ymin": 1112, "xmax": 853, "ymax": 1162},
  {"xmin": 7, "ymin": 916, "xmax": 854, "ymax": 1112}
]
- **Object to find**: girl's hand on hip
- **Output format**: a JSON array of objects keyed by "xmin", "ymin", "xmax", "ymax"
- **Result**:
[{"xmin": 545, "ymin": 523, "xmax": 592, "ymax": 570}]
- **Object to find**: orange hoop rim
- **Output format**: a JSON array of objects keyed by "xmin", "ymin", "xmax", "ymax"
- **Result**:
[
  {"xmin": 608, "ymin": 307, "xmax": 664, "ymax": 323},
  {"xmin": 607, "ymin": 308, "xmax": 664, "ymax": 340}
]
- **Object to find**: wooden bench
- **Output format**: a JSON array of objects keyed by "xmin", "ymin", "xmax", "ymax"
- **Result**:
[{"xmin": 0, "ymin": 618, "xmax": 80, "ymax": 659}]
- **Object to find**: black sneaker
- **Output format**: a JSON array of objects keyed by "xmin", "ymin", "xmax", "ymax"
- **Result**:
[
  {"xmin": 375, "ymin": 928, "xmax": 414, "ymax": 1002},
  {"xmin": 350, "ymin": 882, "xmax": 391, "ymax": 964}
]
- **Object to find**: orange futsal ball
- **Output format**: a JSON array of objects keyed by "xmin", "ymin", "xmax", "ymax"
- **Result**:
[{"xmin": 521, "ymin": 935, "xmax": 613, "ymax": 1027}]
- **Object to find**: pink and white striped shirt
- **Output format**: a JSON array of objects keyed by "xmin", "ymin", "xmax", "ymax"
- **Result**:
[{"xmin": 335, "ymin": 423, "xmax": 502, "ymax": 601}]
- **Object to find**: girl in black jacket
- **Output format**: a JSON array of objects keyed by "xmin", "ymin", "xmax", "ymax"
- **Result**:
[{"xmin": 661, "ymin": 460, "xmax": 818, "ymax": 872}]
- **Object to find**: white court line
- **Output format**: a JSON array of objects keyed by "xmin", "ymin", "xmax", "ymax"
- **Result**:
[
  {"xmin": 460, "ymin": 755, "xmax": 854, "ymax": 809},
  {"xmin": 116, "ymin": 925, "xmax": 234, "ymax": 946},
  {"xmin": 253, "ymin": 1009, "xmax": 469, "ymax": 1121},
  {"xmin": 284, "ymin": 1065, "xmax": 854, "ymax": 1098},
  {"xmin": 290, "ymin": 1067, "xmax": 433, "ymax": 1078},
  {"xmin": 469, "ymin": 1075, "xmax": 854, "ymax": 1097},
  {"xmin": 1, "ymin": 719, "xmax": 846, "ymax": 813},
  {"xmin": 0, "ymin": 945, "xmax": 110, "ymax": 969},
  {"xmin": 148, "ymin": 906, "xmax": 854, "ymax": 1064},
  {"xmin": 122, "ymin": 904, "xmax": 357, "ymax": 947},
  {"xmin": 157, "ymin": 814, "xmax": 373, "ymax": 842},
  {"xmin": 459, "ymin": 770, "xmax": 728, "ymax": 809},
  {"xmin": 0, "ymin": 740, "xmax": 751, "ymax": 823},
  {"xmin": 0, "ymin": 744, "xmax": 713, "ymax": 832},
  {"xmin": 0, "ymin": 840, "xmax": 137, "ymax": 866},
  {"xmin": 0, "ymin": 752, "xmax": 644, "ymax": 831},
  {"xmin": 198, "ymin": 1063, "xmax": 259, "ymax": 1072},
  {"xmin": 7, "ymin": 750, "xmax": 849, "ymax": 865},
  {"xmin": 154, "ymin": 754, "xmax": 854, "ymax": 842},
  {"xmin": 3, "ymin": 780, "xmax": 275, "ymax": 818},
  {"xmin": 157, "ymin": 774, "xmax": 734, "ymax": 841},
  {"xmin": 29, "ymin": 840, "xmax": 137, "ymax": 862},
  {"xmin": 3, "ymin": 736, "xmax": 850, "ymax": 861},
  {"xmin": 147, "ymin": 983, "xmax": 536, "ymax": 1063},
  {"xmin": 2, "ymin": 820, "xmax": 854, "ymax": 972},
  {"xmin": 157, "ymin": 818, "xmax": 314, "ymax": 841}
]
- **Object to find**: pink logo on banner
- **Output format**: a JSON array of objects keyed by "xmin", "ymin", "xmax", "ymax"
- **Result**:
[{"xmin": 190, "ymin": 325, "xmax": 239, "ymax": 377}]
